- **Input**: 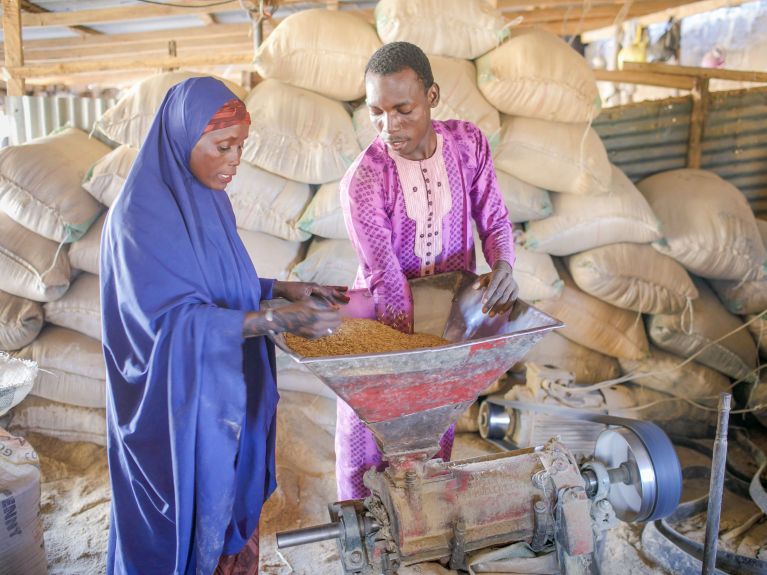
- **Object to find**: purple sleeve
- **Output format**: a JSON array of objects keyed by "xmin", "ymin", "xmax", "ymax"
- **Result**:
[
  {"xmin": 259, "ymin": 278, "xmax": 274, "ymax": 300},
  {"xmin": 340, "ymin": 161, "xmax": 414, "ymax": 333},
  {"xmin": 467, "ymin": 125, "xmax": 515, "ymax": 269}
]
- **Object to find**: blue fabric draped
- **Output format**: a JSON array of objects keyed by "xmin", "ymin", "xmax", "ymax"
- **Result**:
[{"xmin": 100, "ymin": 77, "xmax": 278, "ymax": 574}]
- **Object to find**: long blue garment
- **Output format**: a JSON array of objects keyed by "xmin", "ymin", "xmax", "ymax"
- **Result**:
[{"xmin": 100, "ymin": 77, "xmax": 278, "ymax": 574}]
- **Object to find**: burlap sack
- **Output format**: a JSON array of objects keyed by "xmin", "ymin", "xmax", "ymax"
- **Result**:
[
  {"xmin": 82, "ymin": 144, "xmax": 137, "ymax": 207},
  {"xmin": 0, "ymin": 292, "xmax": 43, "ymax": 352},
  {"xmin": 290, "ymin": 238, "xmax": 359, "ymax": 287},
  {"xmin": 68, "ymin": 212, "xmax": 105, "ymax": 275},
  {"xmin": 9, "ymin": 396, "xmax": 106, "ymax": 446},
  {"xmin": 297, "ymin": 181, "xmax": 348, "ymax": 240},
  {"xmin": 523, "ymin": 331, "xmax": 621, "ymax": 385},
  {"xmin": 238, "ymin": 229, "xmax": 304, "ymax": 282},
  {"xmin": 44, "ymin": 273, "xmax": 101, "ymax": 341}
]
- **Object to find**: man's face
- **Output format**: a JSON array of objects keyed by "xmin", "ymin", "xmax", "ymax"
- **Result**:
[
  {"xmin": 365, "ymin": 67, "xmax": 439, "ymax": 161},
  {"xmin": 189, "ymin": 123, "xmax": 249, "ymax": 190}
]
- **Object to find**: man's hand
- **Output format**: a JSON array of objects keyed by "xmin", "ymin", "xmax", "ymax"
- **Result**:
[
  {"xmin": 273, "ymin": 281, "xmax": 350, "ymax": 306},
  {"xmin": 473, "ymin": 260, "xmax": 518, "ymax": 317}
]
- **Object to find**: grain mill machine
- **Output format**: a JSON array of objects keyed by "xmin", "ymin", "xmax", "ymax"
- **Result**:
[{"xmin": 271, "ymin": 271, "xmax": 682, "ymax": 574}]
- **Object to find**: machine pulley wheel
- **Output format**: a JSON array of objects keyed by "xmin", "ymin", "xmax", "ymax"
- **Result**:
[{"xmin": 478, "ymin": 400, "xmax": 510, "ymax": 439}]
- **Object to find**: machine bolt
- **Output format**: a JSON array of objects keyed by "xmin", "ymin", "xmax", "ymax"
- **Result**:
[
  {"xmin": 405, "ymin": 470, "xmax": 417, "ymax": 489},
  {"xmin": 350, "ymin": 550, "xmax": 363, "ymax": 564},
  {"xmin": 534, "ymin": 501, "xmax": 547, "ymax": 513},
  {"xmin": 597, "ymin": 499, "xmax": 611, "ymax": 510}
]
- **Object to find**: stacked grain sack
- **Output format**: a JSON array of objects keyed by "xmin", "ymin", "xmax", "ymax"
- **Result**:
[{"xmin": 0, "ymin": 126, "xmax": 111, "ymax": 445}]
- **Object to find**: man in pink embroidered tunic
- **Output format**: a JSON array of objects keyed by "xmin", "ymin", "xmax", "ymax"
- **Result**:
[{"xmin": 337, "ymin": 42, "xmax": 518, "ymax": 500}]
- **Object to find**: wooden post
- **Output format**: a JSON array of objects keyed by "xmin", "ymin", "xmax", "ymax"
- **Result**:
[
  {"xmin": 3, "ymin": 0, "xmax": 25, "ymax": 95},
  {"xmin": 687, "ymin": 77, "xmax": 710, "ymax": 169}
]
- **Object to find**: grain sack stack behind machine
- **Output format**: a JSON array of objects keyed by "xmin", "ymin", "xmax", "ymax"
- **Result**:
[{"xmin": 270, "ymin": 271, "xmax": 682, "ymax": 574}]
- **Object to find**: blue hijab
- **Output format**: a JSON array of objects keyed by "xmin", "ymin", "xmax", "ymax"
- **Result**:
[{"xmin": 100, "ymin": 77, "xmax": 278, "ymax": 574}]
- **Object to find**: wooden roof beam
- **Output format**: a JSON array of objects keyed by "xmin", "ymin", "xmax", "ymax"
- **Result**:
[
  {"xmin": 623, "ymin": 62, "xmax": 767, "ymax": 83},
  {"xmin": 20, "ymin": 0, "xmax": 102, "ymax": 37}
]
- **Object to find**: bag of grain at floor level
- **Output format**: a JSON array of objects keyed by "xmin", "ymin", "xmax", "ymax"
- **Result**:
[
  {"xmin": 44, "ymin": 273, "xmax": 101, "ymax": 341},
  {"xmin": 238, "ymin": 229, "xmax": 304, "ymax": 282},
  {"xmin": 638, "ymin": 169, "xmax": 767, "ymax": 281},
  {"xmin": 0, "ymin": 354, "xmax": 37, "ymax": 417},
  {"xmin": 494, "ymin": 116, "xmax": 612, "ymax": 196},
  {"xmin": 290, "ymin": 238, "xmax": 359, "ymax": 287},
  {"xmin": 375, "ymin": 0, "xmax": 506, "ymax": 60},
  {"xmin": 611, "ymin": 384, "xmax": 715, "ymax": 438},
  {"xmin": 68, "ymin": 212, "xmax": 105, "ymax": 276},
  {"xmin": 8, "ymin": 396, "xmax": 105, "ymax": 446},
  {"xmin": 619, "ymin": 346, "xmax": 730, "ymax": 407},
  {"xmin": 95, "ymin": 71, "xmax": 246, "ymax": 148},
  {"xmin": 0, "ymin": 427, "xmax": 47, "ymax": 575},
  {"xmin": 242, "ymin": 80, "xmax": 361, "ymax": 185},
  {"xmin": 709, "ymin": 219, "xmax": 767, "ymax": 314},
  {"xmin": 521, "ymin": 331, "xmax": 621, "ymax": 385},
  {"xmin": 0, "ymin": 292, "xmax": 43, "ymax": 351},
  {"xmin": 535, "ymin": 261, "xmax": 649, "ymax": 360},
  {"xmin": 254, "ymin": 9, "xmax": 380, "ymax": 102},
  {"xmin": 498, "ymin": 171, "xmax": 552, "ymax": 223},
  {"xmin": 227, "ymin": 162, "xmax": 312, "ymax": 242},
  {"xmin": 17, "ymin": 326, "xmax": 106, "ymax": 409},
  {"xmin": 82, "ymin": 144, "xmax": 137, "ymax": 207},
  {"xmin": 0, "ymin": 128, "xmax": 109, "ymax": 243},
  {"xmin": 524, "ymin": 166, "xmax": 661, "ymax": 256},
  {"xmin": 567, "ymin": 243, "xmax": 698, "ymax": 314},
  {"xmin": 745, "ymin": 313, "xmax": 766, "ymax": 359},
  {"xmin": 297, "ymin": 181, "xmax": 348, "ymax": 240},
  {"xmin": 0, "ymin": 212, "xmax": 71, "ymax": 302},
  {"xmin": 476, "ymin": 28, "xmax": 600, "ymax": 124},
  {"xmin": 646, "ymin": 277, "xmax": 757, "ymax": 381}
]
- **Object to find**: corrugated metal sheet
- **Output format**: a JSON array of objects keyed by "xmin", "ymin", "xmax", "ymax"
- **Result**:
[
  {"xmin": 593, "ymin": 86, "xmax": 767, "ymax": 218},
  {"xmin": 2, "ymin": 94, "xmax": 115, "ymax": 146}
]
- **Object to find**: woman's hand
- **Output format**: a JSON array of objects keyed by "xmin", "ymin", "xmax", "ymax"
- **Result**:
[
  {"xmin": 273, "ymin": 281, "xmax": 350, "ymax": 306},
  {"xmin": 273, "ymin": 297, "xmax": 343, "ymax": 339},
  {"xmin": 473, "ymin": 260, "xmax": 518, "ymax": 317}
]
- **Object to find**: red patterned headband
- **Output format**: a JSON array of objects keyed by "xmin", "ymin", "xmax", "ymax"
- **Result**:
[{"xmin": 202, "ymin": 98, "xmax": 250, "ymax": 135}]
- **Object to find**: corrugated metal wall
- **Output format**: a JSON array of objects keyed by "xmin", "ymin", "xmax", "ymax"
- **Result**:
[
  {"xmin": 593, "ymin": 86, "xmax": 767, "ymax": 218},
  {"xmin": 1, "ymin": 94, "xmax": 115, "ymax": 147}
]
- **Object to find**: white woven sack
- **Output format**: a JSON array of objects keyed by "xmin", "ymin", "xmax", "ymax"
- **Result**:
[
  {"xmin": 0, "ymin": 128, "xmax": 109, "ymax": 243},
  {"xmin": 17, "ymin": 326, "xmax": 106, "ymax": 409},
  {"xmin": 69, "ymin": 212, "xmax": 105, "ymax": 275},
  {"xmin": 619, "ymin": 346, "xmax": 730, "ymax": 407},
  {"xmin": 523, "ymin": 166, "xmax": 661, "ymax": 256},
  {"xmin": 242, "ymin": 80, "xmax": 360, "ymax": 185},
  {"xmin": 254, "ymin": 9, "xmax": 381, "ymax": 101},
  {"xmin": 567, "ymin": 243, "xmax": 698, "ymax": 314},
  {"xmin": 646, "ymin": 278, "xmax": 757, "ymax": 381},
  {"xmin": 352, "ymin": 56, "xmax": 501, "ymax": 148},
  {"xmin": 638, "ymin": 169, "xmax": 767, "ymax": 281},
  {"xmin": 536, "ymin": 262, "xmax": 649, "ymax": 360},
  {"xmin": 95, "ymin": 72, "xmax": 246, "ymax": 148},
  {"xmin": 0, "ymin": 293, "xmax": 43, "ymax": 352},
  {"xmin": 618, "ymin": 384, "xmax": 715, "ymax": 438},
  {"xmin": 0, "ymin": 212, "xmax": 71, "ymax": 302},
  {"xmin": 227, "ymin": 162, "xmax": 312, "ymax": 241},
  {"xmin": 476, "ymin": 28, "xmax": 600, "ymax": 123},
  {"xmin": 238, "ymin": 229, "xmax": 303, "ymax": 282},
  {"xmin": 82, "ymin": 144, "xmax": 137, "ymax": 207},
  {"xmin": 0, "ymin": 354, "xmax": 37, "ymax": 417},
  {"xmin": 375, "ymin": 0, "xmax": 507, "ymax": 60},
  {"xmin": 494, "ymin": 116, "xmax": 612, "ymax": 195},
  {"xmin": 44, "ymin": 273, "xmax": 101, "ymax": 341},
  {"xmin": 747, "ymin": 376, "xmax": 767, "ymax": 427},
  {"xmin": 9, "ymin": 396, "xmax": 106, "ymax": 446},
  {"xmin": 709, "ymin": 219, "xmax": 767, "ymax": 314},
  {"xmin": 497, "ymin": 171, "xmax": 551, "ymax": 223},
  {"xmin": 297, "ymin": 181, "xmax": 346, "ymax": 240},
  {"xmin": 0, "ymin": 428, "xmax": 47, "ymax": 575},
  {"xmin": 290, "ymin": 238, "xmax": 359, "ymax": 287},
  {"xmin": 522, "ymin": 332, "xmax": 620, "ymax": 385}
]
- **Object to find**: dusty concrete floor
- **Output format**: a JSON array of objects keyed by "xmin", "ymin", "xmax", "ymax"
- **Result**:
[{"xmin": 25, "ymin": 391, "xmax": 767, "ymax": 574}]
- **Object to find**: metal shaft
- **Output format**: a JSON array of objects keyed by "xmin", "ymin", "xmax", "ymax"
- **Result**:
[
  {"xmin": 702, "ymin": 392, "xmax": 731, "ymax": 575},
  {"xmin": 276, "ymin": 521, "xmax": 342, "ymax": 549}
]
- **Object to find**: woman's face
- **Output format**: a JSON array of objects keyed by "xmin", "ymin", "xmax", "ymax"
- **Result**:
[
  {"xmin": 366, "ymin": 67, "xmax": 439, "ymax": 161},
  {"xmin": 189, "ymin": 123, "xmax": 249, "ymax": 190}
]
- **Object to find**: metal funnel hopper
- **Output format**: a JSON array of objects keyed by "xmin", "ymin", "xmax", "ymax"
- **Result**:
[{"xmin": 271, "ymin": 271, "xmax": 562, "ymax": 464}]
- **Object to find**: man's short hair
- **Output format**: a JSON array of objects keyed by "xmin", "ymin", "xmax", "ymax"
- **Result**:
[{"xmin": 365, "ymin": 41, "xmax": 434, "ymax": 89}]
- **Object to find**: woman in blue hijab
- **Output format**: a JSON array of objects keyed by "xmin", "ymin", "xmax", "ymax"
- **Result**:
[{"xmin": 100, "ymin": 77, "xmax": 346, "ymax": 574}]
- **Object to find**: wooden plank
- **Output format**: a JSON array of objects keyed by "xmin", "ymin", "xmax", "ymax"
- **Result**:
[
  {"xmin": 3, "ymin": 0, "xmax": 24, "ymax": 95},
  {"xmin": 687, "ymin": 77, "xmax": 709, "ymax": 168},
  {"xmin": 624, "ymin": 62, "xmax": 767, "ymax": 83},
  {"xmin": 512, "ymin": 1, "xmax": 694, "ymax": 22},
  {"xmin": 20, "ymin": 0, "xmax": 102, "ymax": 37},
  {"xmin": 593, "ymin": 69, "xmax": 695, "ymax": 89},
  {"xmin": 5, "ymin": 52, "xmax": 254, "ymax": 78}
]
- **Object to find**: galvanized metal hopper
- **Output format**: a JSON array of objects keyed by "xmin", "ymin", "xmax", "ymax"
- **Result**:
[{"xmin": 271, "ymin": 271, "xmax": 563, "ymax": 463}]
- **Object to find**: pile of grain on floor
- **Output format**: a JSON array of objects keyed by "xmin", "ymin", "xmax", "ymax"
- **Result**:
[{"xmin": 284, "ymin": 318, "xmax": 448, "ymax": 357}]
